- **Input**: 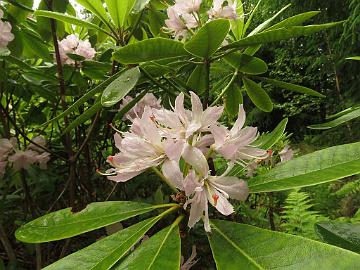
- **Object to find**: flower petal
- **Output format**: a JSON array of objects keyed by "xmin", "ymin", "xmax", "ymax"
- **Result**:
[
  {"xmin": 161, "ymin": 159, "xmax": 184, "ymax": 189},
  {"xmin": 182, "ymin": 144, "xmax": 209, "ymax": 176},
  {"xmin": 211, "ymin": 176, "xmax": 249, "ymax": 201}
]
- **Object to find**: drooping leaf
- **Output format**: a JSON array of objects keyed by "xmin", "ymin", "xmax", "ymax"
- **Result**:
[
  {"xmin": 34, "ymin": 10, "xmax": 113, "ymax": 37},
  {"xmin": 224, "ymin": 22, "xmax": 343, "ymax": 50},
  {"xmin": 225, "ymin": 83, "xmax": 243, "ymax": 117},
  {"xmin": 254, "ymin": 118, "xmax": 288, "ymax": 150},
  {"xmin": 15, "ymin": 201, "xmax": 175, "ymax": 243},
  {"xmin": 268, "ymin": 11, "xmax": 321, "ymax": 30},
  {"xmin": 184, "ymin": 19, "xmax": 230, "ymax": 58},
  {"xmin": 208, "ymin": 219, "xmax": 360, "ymax": 270},
  {"xmin": 43, "ymin": 217, "xmax": 161, "ymax": 270},
  {"xmin": 248, "ymin": 142, "xmax": 360, "ymax": 193},
  {"xmin": 256, "ymin": 77, "xmax": 325, "ymax": 97},
  {"xmin": 308, "ymin": 108, "xmax": 360, "ymax": 129},
  {"xmin": 225, "ymin": 53, "xmax": 268, "ymax": 74},
  {"xmin": 114, "ymin": 223, "xmax": 181, "ymax": 270},
  {"xmin": 101, "ymin": 67, "xmax": 141, "ymax": 107},
  {"xmin": 113, "ymin": 38, "xmax": 188, "ymax": 64},
  {"xmin": 242, "ymin": 77, "xmax": 273, "ymax": 112},
  {"xmin": 187, "ymin": 64, "xmax": 207, "ymax": 93},
  {"xmin": 316, "ymin": 222, "xmax": 360, "ymax": 253}
]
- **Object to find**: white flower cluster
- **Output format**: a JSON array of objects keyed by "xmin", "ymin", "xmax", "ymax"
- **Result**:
[
  {"xmin": 0, "ymin": 136, "xmax": 50, "ymax": 178},
  {"xmin": 58, "ymin": 34, "xmax": 96, "ymax": 65},
  {"xmin": 165, "ymin": 0, "xmax": 237, "ymax": 39},
  {"xmin": 0, "ymin": 9, "xmax": 14, "ymax": 49},
  {"xmin": 104, "ymin": 92, "xmax": 267, "ymax": 232}
]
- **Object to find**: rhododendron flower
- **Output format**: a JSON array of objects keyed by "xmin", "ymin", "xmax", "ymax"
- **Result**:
[
  {"xmin": 175, "ymin": 0, "xmax": 202, "ymax": 13},
  {"xmin": 120, "ymin": 93, "xmax": 161, "ymax": 121},
  {"xmin": 0, "ymin": 10, "xmax": 14, "ymax": 49},
  {"xmin": 165, "ymin": 6, "xmax": 199, "ymax": 39},
  {"xmin": 279, "ymin": 145, "xmax": 294, "ymax": 162},
  {"xmin": 210, "ymin": 105, "xmax": 267, "ymax": 165},
  {"xmin": 208, "ymin": 0, "xmax": 237, "ymax": 20},
  {"xmin": 0, "ymin": 138, "xmax": 14, "ymax": 158},
  {"xmin": 8, "ymin": 150, "xmax": 39, "ymax": 171},
  {"xmin": 27, "ymin": 136, "xmax": 47, "ymax": 153},
  {"xmin": 0, "ymin": 161, "xmax": 6, "ymax": 178},
  {"xmin": 58, "ymin": 34, "xmax": 96, "ymax": 65}
]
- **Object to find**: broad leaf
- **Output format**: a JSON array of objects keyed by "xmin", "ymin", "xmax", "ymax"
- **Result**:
[
  {"xmin": 249, "ymin": 142, "xmax": 360, "ymax": 193},
  {"xmin": 209, "ymin": 219, "xmax": 360, "ymax": 270},
  {"xmin": 34, "ymin": 10, "xmax": 113, "ymax": 37},
  {"xmin": 101, "ymin": 67, "xmax": 141, "ymax": 107},
  {"xmin": 184, "ymin": 19, "xmax": 230, "ymax": 58},
  {"xmin": 254, "ymin": 118, "xmax": 288, "ymax": 150},
  {"xmin": 43, "ymin": 217, "xmax": 160, "ymax": 270},
  {"xmin": 113, "ymin": 38, "xmax": 188, "ymax": 64},
  {"xmin": 187, "ymin": 64, "xmax": 207, "ymax": 93},
  {"xmin": 231, "ymin": 0, "xmax": 245, "ymax": 40},
  {"xmin": 242, "ymin": 77, "xmax": 273, "ymax": 112},
  {"xmin": 15, "ymin": 201, "xmax": 175, "ymax": 243},
  {"xmin": 225, "ymin": 83, "xmax": 243, "ymax": 117},
  {"xmin": 225, "ymin": 53, "xmax": 268, "ymax": 74},
  {"xmin": 257, "ymin": 77, "xmax": 325, "ymax": 97},
  {"xmin": 114, "ymin": 223, "xmax": 181, "ymax": 269},
  {"xmin": 308, "ymin": 108, "xmax": 360, "ymax": 129},
  {"xmin": 316, "ymin": 222, "xmax": 360, "ymax": 253},
  {"xmin": 224, "ymin": 22, "xmax": 343, "ymax": 49},
  {"xmin": 105, "ymin": 0, "xmax": 136, "ymax": 28}
]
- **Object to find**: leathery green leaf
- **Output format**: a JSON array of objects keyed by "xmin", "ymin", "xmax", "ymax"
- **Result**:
[
  {"xmin": 254, "ymin": 118, "xmax": 288, "ymax": 150},
  {"xmin": 249, "ymin": 142, "xmax": 360, "ymax": 193},
  {"xmin": 208, "ymin": 219, "xmax": 360, "ymax": 270},
  {"xmin": 242, "ymin": 77, "xmax": 273, "ymax": 112},
  {"xmin": 15, "ymin": 201, "xmax": 176, "ymax": 243}
]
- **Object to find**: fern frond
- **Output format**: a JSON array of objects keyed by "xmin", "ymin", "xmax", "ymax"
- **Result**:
[{"xmin": 335, "ymin": 178, "xmax": 360, "ymax": 197}]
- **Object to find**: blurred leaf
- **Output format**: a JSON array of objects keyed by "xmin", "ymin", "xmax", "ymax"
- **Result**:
[
  {"xmin": 187, "ymin": 64, "xmax": 207, "ymax": 94},
  {"xmin": 133, "ymin": 0, "xmax": 151, "ymax": 13},
  {"xmin": 254, "ymin": 118, "xmax": 288, "ymax": 150},
  {"xmin": 231, "ymin": 0, "xmax": 245, "ymax": 40},
  {"xmin": 7, "ymin": 0, "xmax": 33, "ymax": 22},
  {"xmin": 105, "ymin": 0, "xmax": 136, "ymax": 28},
  {"xmin": 225, "ymin": 83, "xmax": 243, "ymax": 117},
  {"xmin": 242, "ymin": 77, "xmax": 273, "ymax": 112},
  {"xmin": 185, "ymin": 19, "xmax": 230, "ymax": 58},
  {"xmin": 316, "ymin": 222, "xmax": 360, "ymax": 253},
  {"xmin": 346, "ymin": 56, "xmax": 360, "ymax": 61},
  {"xmin": 208, "ymin": 219, "xmax": 360, "ymax": 270},
  {"xmin": 308, "ymin": 108, "xmax": 360, "ymax": 130},
  {"xmin": 249, "ymin": 142, "xmax": 360, "ymax": 193},
  {"xmin": 225, "ymin": 53, "xmax": 268, "ymax": 74},
  {"xmin": 101, "ymin": 67, "xmax": 141, "ymax": 107},
  {"xmin": 113, "ymin": 38, "xmax": 188, "ymax": 64},
  {"xmin": 15, "ymin": 201, "xmax": 175, "ymax": 243},
  {"xmin": 268, "ymin": 11, "xmax": 321, "ymax": 30},
  {"xmin": 82, "ymin": 60, "xmax": 112, "ymax": 80}
]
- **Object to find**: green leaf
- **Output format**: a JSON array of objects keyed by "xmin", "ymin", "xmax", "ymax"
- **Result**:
[
  {"xmin": 242, "ymin": 77, "xmax": 273, "ymax": 112},
  {"xmin": 113, "ymin": 38, "xmax": 188, "ymax": 64},
  {"xmin": 254, "ymin": 118, "xmax": 288, "ymax": 150},
  {"xmin": 225, "ymin": 83, "xmax": 243, "ymax": 117},
  {"xmin": 267, "ymin": 11, "xmax": 321, "ymax": 31},
  {"xmin": 133, "ymin": 0, "xmax": 151, "ymax": 13},
  {"xmin": 62, "ymin": 101, "xmax": 101, "ymax": 135},
  {"xmin": 105, "ymin": 0, "xmax": 136, "ymax": 28},
  {"xmin": 224, "ymin": 22, "xmax": 343, "ymax": 49},
  {"xmin": 34, "ymin": 10, "xmax": 113, "ymax": 37},
  {"xmin": 184, "ymin": 19, "xmax": 230, "ymax": 58},
  {"xmin": 114, "ymin": 222, "xmax": 181, "ymax": 270},
  {"xmin": 316, "ymin": 222, "xmax": 360, "ymax": 253},
  {"xmin": 256, "ymin": 77, "xmax": 325, "ymax": 97},
  {"xmin": 248, "ymin": 142, "xmax": 360, "ymax": 193},
  {"xmin": 82, "ymin": 60, "xmax": 112, "ymax": 80},
  {"xmin": 242, "ymin": 0, "xmax": 263, "ymax": 37},
  {"xmin": 187, "ymin": 64, "xmax": 207, "ymax": 93},
  {"xmin": 76, "ymin": 0, "xmax": 115, "ymax": 32},
  {"xmin": 346, "ymin": 56, "xmax": 360, "ymax": 61},
  {"xmin": 208, "ymin": 219, "xmax": 360, "ymax": 270},
  {"xmin": 101, "ymin": 67, "xmax": 141, "ymax": 107},
  {"xmin": 225, "ymin": 53, "xmax": 268, "ymax": 74},
  {"xmin": 231, "ymin": 0, "xmax": 244, "ymax": 40},
  {"xmin": 308, "ymin": 108, "xmax": 360, "ymax": 130},
  {"xmin": 15, "ymin": 201, "xmax": 175, "ymax": 243},
  {"xmin": 22, "ymin": 29, "xmax": 50, "ymax": 60},
  {"xmin": 43, "ymin": 217, "xmax": 160, "ymax": 270}
]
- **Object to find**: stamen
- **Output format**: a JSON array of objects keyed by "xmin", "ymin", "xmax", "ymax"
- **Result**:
[
  {"xmin": 96, "ymin": 169, "xmax": 117, "ymax": 176},
  {"xmin": 109, "ymin": 123, "xmax": 122, "ymax": 133}
]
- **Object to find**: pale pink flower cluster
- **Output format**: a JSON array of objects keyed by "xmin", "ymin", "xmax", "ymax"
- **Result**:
[
  {"xmin": 165, "ymin": 0, "xmax": 238, "ymax": 39},
  {"xmin": 0, "ymin": 136, "xmax": 50, "ymax": 177},
  {"xmin": 0, "ymin": 10, "xmax": 14, "ymax": 49},
  {"xmin": 165, "ymin": 0, "xmax": 202, "ymax": 39},
  {"xmin": 105, "ymin": 92, "xmax": 266, "ymax": 231},
  {"xmin": 119, "ymin": 93, "xmax": 162, "ymax": 121},
  {"xmin": 58, "ymin": 34, "xmax": 96, "ymax": 65}
]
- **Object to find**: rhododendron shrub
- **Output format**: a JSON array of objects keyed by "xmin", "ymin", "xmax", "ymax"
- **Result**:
[{"xmin": 2, "ymin": 0, "xmax": 359, "ymax": 269}]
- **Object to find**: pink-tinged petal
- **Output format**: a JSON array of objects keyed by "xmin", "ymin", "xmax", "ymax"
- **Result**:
[
  {"xmin": 185, "ymin": 122, "xmax": 202, "ymax": 139},
  {"xmin": 202, "ymin": 106, "xmax": 224, "ymax": 128},
  {"xmin": 182, "ymin": 144, "xmax": 209, "ymax": 176},
  {"xmin": 161, "ymin": 160, "xmax": 183, "ymax": 189},
  {"xmin": 217, "ymin": 143, "xmax": 238, "ymax": 160},
  {"xmin": 231, "ymin": 104, "xmax": 246, "ymax": 136},
  {"xmin": 210, "ymin": 125, "xmax": 228, "ymax": 146},
  {"xmin": 236, "ymin": 147, "xmax": 267, "ymax": 160},
  {"xmin": 203, "ymin": 198, "xmax": 211, "ymax": 232},
  {"xmin": 164, "ymin": 139, "xmax": 184, "ymax": 161},
  {"xmin": 211, "ymin": 176, "xmax": 249, "ymax": 201},
  {"xmin": 190, "ymin": 91, "xmax": 203, "ymax": 123},
  {"xmin": 212, "ymin": 190, "xmax": 234, "ymax": 216},
  {"xmin": 279, "ymin": 145, "xmax": 294, "ymax": 162},
  {"xmin": 186, "ymin": 188, "xmax": 207, "ymax": 228},
  {"xmin": 139, "ymin": 107, "xmax": 162, "ymax": 147},
  {"xmin": 183, "ymin": 170, "xmax": 199, "ymax": 196},
  {"xmin": 107, "ymin": 170, "xmax": 142, "ymax": 182},
  {"xmin": 114, "ymin": 133, "xmax": 122, "ymax": 150}
]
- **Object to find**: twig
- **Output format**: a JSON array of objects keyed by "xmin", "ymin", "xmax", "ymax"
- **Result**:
[{"xmin": 0, "ymin": 222, "xmax": 16, "ymax": 262}]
